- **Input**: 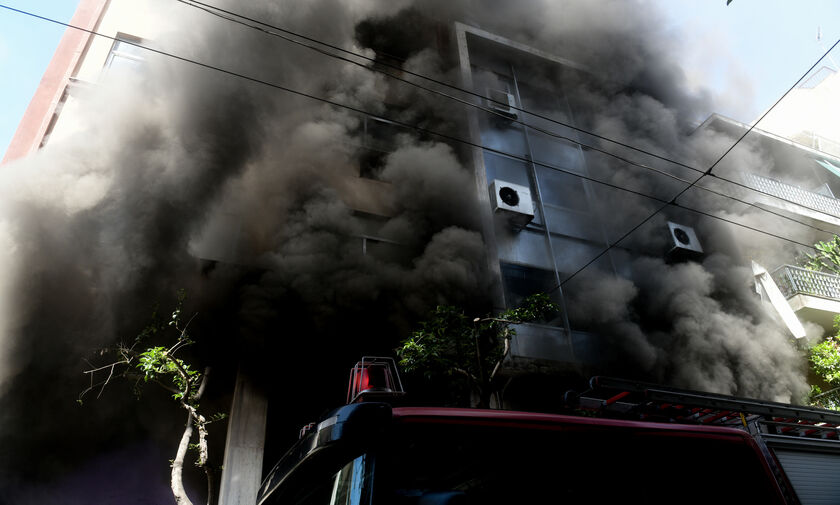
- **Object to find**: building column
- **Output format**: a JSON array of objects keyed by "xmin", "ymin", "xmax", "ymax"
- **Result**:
[{"xmin": 218, "ymin": 369, "xmax": 268, "ymax": 505}]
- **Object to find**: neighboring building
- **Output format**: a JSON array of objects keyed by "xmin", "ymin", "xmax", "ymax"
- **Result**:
[
  {"xmin": 758, "ymin": 65, "xmax": 840, "ymax": 159},
  {"xmin": 697, "ymin": 113, "xmax": 840, "ymax": 337},
  {"xmin": 8, "ymin": 1, "xmax": 840, "ymax": 504},
  {"xmin": 730, "ymin": 64, "xmax": 840, "ymax": 337},
  {"xmin": 3, "ymin": 0, "xmax": 159, "ymax": 163}
]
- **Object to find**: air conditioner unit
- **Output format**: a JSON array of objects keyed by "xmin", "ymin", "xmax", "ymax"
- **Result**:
[
  {"xmin": 666, "ymin": 221, "xmax": 703, "ymax": 261},
  {"xmin": 486, "ymin": 88, "xmax": 518, "ymax": 119},
  {"xmin": 490, "ymin": 180, "xmax": 534, "ymax": 228}
]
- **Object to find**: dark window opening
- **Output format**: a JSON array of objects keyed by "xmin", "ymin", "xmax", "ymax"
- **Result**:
[{"xmin": 500, "ymin": 263, "xmax": 557, "ymax": 309}]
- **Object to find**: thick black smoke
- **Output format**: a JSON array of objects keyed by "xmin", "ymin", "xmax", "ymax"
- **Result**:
[{"xmin": 0, "ymin": 0, "xmax": 813, "ymax": 501}]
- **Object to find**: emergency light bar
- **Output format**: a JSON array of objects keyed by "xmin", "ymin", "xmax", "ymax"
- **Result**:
[{"xmin": 346, "ymin": 356, "xmax": 405, "ymax": 404}]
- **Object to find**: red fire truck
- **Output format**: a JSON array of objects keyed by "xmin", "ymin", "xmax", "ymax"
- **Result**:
[{"xmin": 257, "ymin": 357, "xmax": 840, "ymax": 505}]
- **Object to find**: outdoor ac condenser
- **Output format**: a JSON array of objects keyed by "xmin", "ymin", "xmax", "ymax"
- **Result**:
[
  {"xmin": 486, "ymin": 88, "xmax": 518, "ymax": 119},
  {"xmin": 490, "ymin": 180, "xmax": 534, "ymax": 228},
  {"xmin": 666, "ymin": 221, "xmax": 703, "ymax": 261}
]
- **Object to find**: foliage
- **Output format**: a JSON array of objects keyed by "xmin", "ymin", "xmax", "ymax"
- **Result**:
[
  {"xmin": 801, "ymin": 238, "xmax": 840, "ymax": 410},
  {"xmin": 807, "ymin": 384, "xmax": 840, "ymax": 411},
  {"xmin": 807, "ymin": 314, "xmax": 840, "ymax": 410},
  {"xmin": 802, "ymin": 235, "xmax": 840, "ymax": 275},
  {"xmin": 397, "ymin": 293, "xmax": 559, "ymax": 408},
  {"xmin": 80, "ymin": 290, "xmax": 225, "ymax": 505},
  {"xmin": 810, "ymin": 335, "xmax": 840, "ymax": 384}
]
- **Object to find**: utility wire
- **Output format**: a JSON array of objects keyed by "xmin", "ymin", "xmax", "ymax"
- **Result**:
[
  {"xmin": 174, "ymin": 0, "xmax": 706, "ymax": 179},
  {"xmin": 174, "ymin": 0, "xmax": 840, "ymax": 231},
  {"xmin": 175, "ymin": 0, "xmax": 706, "ymax": 174},
  {"xmin": 0, "ymin": 4, "xmax": 827, "ymax": 255},
  {"xmin": 555, "ymin": 37, "xmax": 840, "ymax": 290}
]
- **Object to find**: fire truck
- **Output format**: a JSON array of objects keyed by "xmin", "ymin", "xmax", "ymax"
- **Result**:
[{"xmin": 257, "ymin": 357, "xmax": 840, "ymax": 505}]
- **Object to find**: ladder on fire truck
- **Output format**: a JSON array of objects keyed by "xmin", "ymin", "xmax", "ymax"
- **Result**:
[{"xmin": 565, "ymin": 376, "xmax": 840, "ymax": 441}]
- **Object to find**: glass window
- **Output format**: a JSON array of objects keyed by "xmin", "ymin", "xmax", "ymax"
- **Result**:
[
  {"xmin": 483, "ymin": 151, "xmax": 531, "ymax": 189},
  {"xmin": 356, "ymin": 116, "xmax": 410, "ymax": 180},
  {"xmin": 329, "ymin": 456, "xmax": 371, "ymax": 505},
  {"xmin": 104, "ymin": 34, "xmax": 145, "ymax": 75},
  {"xmin": 536, "ymin": 165, "xmax": 589, "ymax": 211},
  {"xmin": 479, "ymin": 120, "xmax": 528, "ymax": 159},
  {"xmin": 528, "ymin": 130, "xmax": 583, "ymax": 173},
  {"xmin": 284, "ymin": 455, "xmax": 373, "ymax": 505},
  {"xmin": 500, "ymin": 263, "xmax": 557, "ymax": 309}
]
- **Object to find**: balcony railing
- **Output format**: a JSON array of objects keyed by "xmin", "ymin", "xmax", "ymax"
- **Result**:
[
  {"xmin": 743, "ymin": 172, "xmax": 840, "ymax": 219},
  {"xmin": 771, "ymin": 264, "xmax": 840, "ymax": 301},
  {"xmin": 792, "ymin": 130, "xmax": 840, "ymax": 159}
]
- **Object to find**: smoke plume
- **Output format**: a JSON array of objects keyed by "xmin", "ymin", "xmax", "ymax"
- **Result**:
[{"xmin": 0, "ymin": 0, "xmax": 815, "ymax": 501}]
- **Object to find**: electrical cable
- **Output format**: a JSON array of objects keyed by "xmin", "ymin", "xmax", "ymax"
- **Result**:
[
  {"xmin": 175, "ymin": 0, "xmax": 707, "ymax": 175},
  {"xmin": 174, "ymin": 0, "xmax": 840, "ymax": 231},
  {"xmin": 0, "ymin": 4, "xmax": 829, "ymax": 257},
  {"xmin": 554, "ymin": 37, "xmax": 840, "ymax": 290}
]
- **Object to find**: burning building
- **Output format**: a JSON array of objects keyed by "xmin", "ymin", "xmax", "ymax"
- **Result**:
[{"xmin": 3, "ymin": 0, "xmax": 840, "ymax": 503}]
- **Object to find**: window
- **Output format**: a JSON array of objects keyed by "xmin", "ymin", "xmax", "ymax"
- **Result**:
[
  {"xmin": 328, "ymin": 456, "xmax": 371, "ymax": 505},
  {"xmin": 281, "ymin": 455, "xmax": 373, "ymax": 505},
  {"xmin": 104, "ymin": 34, "xmax": 145, "ymax": 74},
  {"xmin": 500, "ymin": 263, "xmax": 557, "ymax": 308},
  {"xmin": 356, "ymin": 116, "xmax": 409, "ymax": 180}
]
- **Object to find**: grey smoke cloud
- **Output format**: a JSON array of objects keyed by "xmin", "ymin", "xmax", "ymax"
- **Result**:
[{"xmin": 0, "ymin": 0, "xmax": 818, "ymax": 499}]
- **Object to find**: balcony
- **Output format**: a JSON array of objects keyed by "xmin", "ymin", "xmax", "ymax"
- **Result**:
[
  {"xmin": 771, "ymin": 265, "xmax": 840, "ymax": 331},
  {"xmin": 742, "ymin": 172, "xmax": 840, "ymax": 221},
  {"xmin": 772, "ymin": 265, "xmax": 840, "ymax": 300}
]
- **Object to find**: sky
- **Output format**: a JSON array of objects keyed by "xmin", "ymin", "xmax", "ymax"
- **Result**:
[
  {"xmin": 0, "ymin": 0, "xmax": 77, "ymax": 157},
  {"xmin": 0, "ymin": 0, "xmax": 839, "ymax": 158}
]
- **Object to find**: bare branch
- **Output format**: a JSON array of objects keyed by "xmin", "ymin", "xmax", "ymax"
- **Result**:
[
  {"xmin": 82, "ymin": 359, "xmax": 129, "ymax": 375},
  {"xmin": 488, "ymin": 337, "xmax": 511, "ymax": 384},
  {"xmin": 122, "ymin": 372, "xmax": 182, "ymax": 395},
  {"xmin": 193, "ymin": 366, "xmax": 211, "ymax": 401},
  {"xmin": 96, "ymin": 363, "xmax": 117, "ymax": 399},
  {"xmin": 167, "ymin": 338, "xmax": 191, "ymax": 357},
  {"xmin": 181, "ymin": 311, "xmax": 199, "ymax": 335},
  {"xmin": 452, "ymin": 367, "xmax": 478, "ymax": 382},
  {"xmin": 475, "ymin": 316, "xmax": 518, "ymax": 325},
  {"xmin": 813, "ymin": 385, "xmax": 840, "ymax": 399}
]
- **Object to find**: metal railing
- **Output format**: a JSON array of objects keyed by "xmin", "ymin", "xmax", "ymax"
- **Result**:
[
  {"xmin": 793, "ymin": 130, "xmax": 840, "ymax": 159},
  {"xmin": 771, "ymin": 264, "xmax": 840, "ymax": 301},
  {"xmin": 743, "ymin": 172, "xmax": 840, "ymax": 218}
]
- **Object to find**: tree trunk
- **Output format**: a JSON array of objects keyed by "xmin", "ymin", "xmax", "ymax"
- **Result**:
[
  {"xmin": 172, "ymin": 411, "xmax": 195, "ymax": 505},
  {"xmin": 477, "ymin": 387, "xmax": 492, "ymax": 409}
]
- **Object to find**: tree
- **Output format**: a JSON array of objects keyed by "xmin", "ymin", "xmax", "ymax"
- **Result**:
[
  {"xmin": 396, "ymin": 293, "xmax": 559, "ymax": 408},
  {"xmin": 80, "ymin": 291, "xmax": 225, "ymax": 505},
  {"xmin": 807, "ymin": 315, "xmax": 840, "ymax": 410},
  {"xmin": 801, "ymin": 236, "xmax": 840, "ymax": 410},
  {"xmin": 802, "ymin": 235, "xmax": 840, "ymax": 275}
]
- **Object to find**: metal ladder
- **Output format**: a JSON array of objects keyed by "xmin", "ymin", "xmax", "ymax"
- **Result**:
[{"xmin": 564, "ymin": 376, "xmax": 840, "ymax": 440}]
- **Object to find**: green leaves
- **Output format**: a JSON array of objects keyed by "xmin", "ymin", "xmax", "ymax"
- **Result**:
[
  {"xmin": 803, "ymin": 235, "xmax": 840, "ymax": 275},
  {"xmin": 806, "ymin": 316, "xmax": 840, "ymax": 410},
  {"xmin": 396, "ymin": 293, "xmax": 560, "ymax": 406},
  {"xmin": 800, "ymin": 237, "xmax": 840, "ymax": 410},
  {"xmin": 398, "ymin": 305, "xmax": 472, "ymax": 377},
  {"xmin": 136, "ymin": 341, "xmax": 199, "ymax": 401},
  {"xmin": 811, "ymin": 336, "xmax": 840, "ymax": 384},
  {"xmin": 498, "ymin": 293, "xmax": 559, "ymax": 323}
]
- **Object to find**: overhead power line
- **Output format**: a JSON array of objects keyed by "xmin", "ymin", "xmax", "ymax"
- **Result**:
[
  {"xmin": 555, "ymin": 36, "xmax": 840, "ymax": 289},
  {"xmin": 175, "ymin": 0, "xmax": 706, "ymax": 174},
  {"xmin": 0, "ymin": 4, "xmax": 829, "ymax": 256},
  {"xmin": 174, "ymin": 0, "xmax": 840, "ymax": 230}
]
